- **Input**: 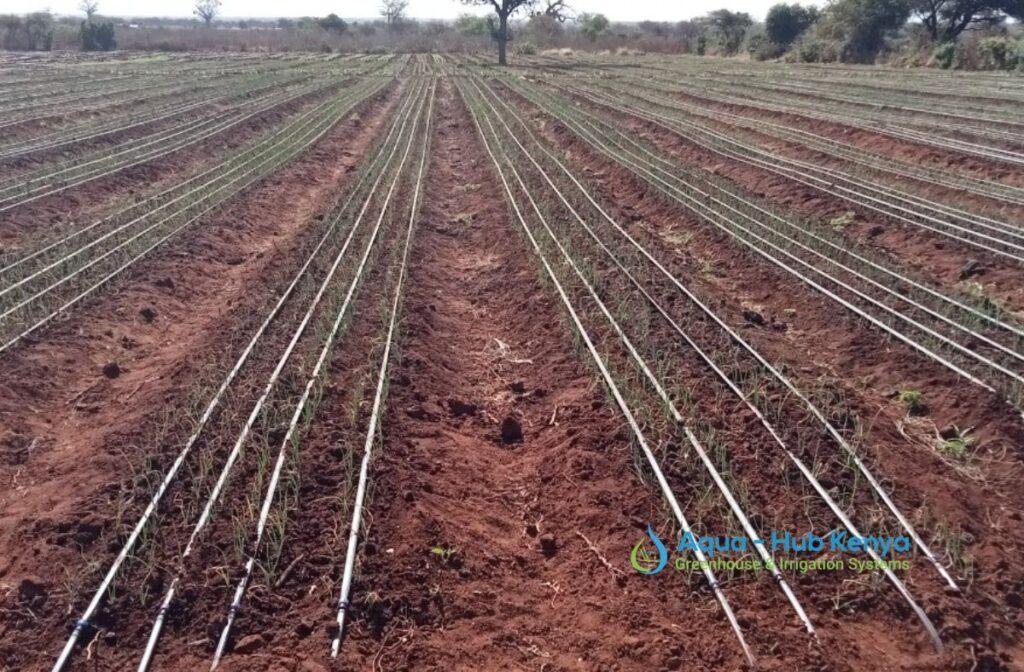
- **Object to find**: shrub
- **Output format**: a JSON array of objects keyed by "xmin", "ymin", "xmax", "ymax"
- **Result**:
[
  {"xmin": 933, "ymin": 41, "xmax": 956, "ymax": 68},
  {"xmin": 898, "ymin": 389, "xmax": 926, "ymax": 415},
  {"xmin": 318, "ymin": 13, "xmax": 347, "ymax": 35},
  {"xmin": 745, "ymin": 26, "xmax": 785, "ymax": 60},
  {"xmin": 1, "ymin": 12, "xmax": 54, "ymax": 50},
  {"xmin": 795, "ymin": 36, "xmax": 839, "ymax": 62},
  {"xmin": 976, "ymin": 36, "xmax": 1024, "ymax": 70},
  {"xmin": 80, "ymin": 21, "xmax": 116, "ymax": 51},
  {"xmin": 765, "ymin": 3, "xmax": 818, "ymax": 48}
]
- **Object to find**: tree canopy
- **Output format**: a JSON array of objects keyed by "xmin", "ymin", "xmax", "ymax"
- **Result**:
[
  {"xmin": 912, "ymin": 0, "xmax": 1024, "ymax": 41},
  {"xmin": 765, "ymin": 3, "xmax": 819, "ymax": 47}
]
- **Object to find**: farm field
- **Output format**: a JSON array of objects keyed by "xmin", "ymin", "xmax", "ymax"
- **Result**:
[{"xmin": 0, "ymin": 51, "xmax": 1023, "ymax": 671}]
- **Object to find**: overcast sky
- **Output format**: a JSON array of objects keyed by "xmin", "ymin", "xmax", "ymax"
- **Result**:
[{"xmin": 5, "ymin": 0, "xmax": 819, "ymax": 23}]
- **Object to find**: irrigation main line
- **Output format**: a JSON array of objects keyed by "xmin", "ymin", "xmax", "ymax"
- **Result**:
[
  {"xmin": 49, "ymin": 77, "xmax": 421, "ymax": 672},
  {"xmin": 466, "ymin": 74, "xmax": 946, "ymax": 654}
]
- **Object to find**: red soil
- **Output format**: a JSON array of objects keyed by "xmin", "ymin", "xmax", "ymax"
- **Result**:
[
  {"xmin": 513, "ymin": 87, "xmax": 1024, "ymax": 671},
  {"xmin": 0, "ymin": 80, "xmax": 348, "ymax": 249},
  {"xmin": 2, "ymin": 61, "xmax": 1024, "ymax": 672},
  {"xmin": 0, "ymin": 84, "xmax": 398, "ymax": 668},
  {"xmin": 569, "ymin": 87, "xmax": 1024, "ymax": 316}
]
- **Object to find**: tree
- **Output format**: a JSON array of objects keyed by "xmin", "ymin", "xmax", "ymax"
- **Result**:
[
  {"xmin": 193, "ymin": 0, "xmax": 221, "ymax": 26},
  {"xmin": 24, "ymin": 12, "xmax": 54, "ymax": 50},
  {"xmin": 526, "ymin": 12, "xmax": 565, "ymax": 41},
  {"xmin": 456, "ymin": 13, "xmax": 491, "ymax": 35},
  {"xmin": 765, "ymin": 3, "xmax": 818, "ymax": 47},
  {"xmin": 822, "ymin": 0, "xmax": 910, "ymax": 62},
  {"xmin": 381, "ymin": 0, "xmax": 408, "ymax": 31},
  {"xmin": 912, "ymin": 0, "xmax": 1024, "ymax": 41},
  {"xmin": 319, "ymin": 13, "xmax": 348, "ymax": 34},
  {"xmin": 462, "ymin": 0, "xmax": 537, "ymax": 66},
  {"xmin": 535, "ymin": 0, "xmax": 571, "ymax": 21},
  {"xmin": 578, "ymin": 12, "xmax": 610, "ymax": 41},
  {"xmin": 80, "ymin": 20, "xmax": 116, "ymax": 50},
  {"xmin": 1, "ymin": 12, "xmax": 53, "ymax": 50},
  {"xmin": 79, "ymin": 0, "xmax": 99, "ymax": 20},
  {"xmin": 704, "ymin": 9, "xmax": 753, "ymax": 55}
]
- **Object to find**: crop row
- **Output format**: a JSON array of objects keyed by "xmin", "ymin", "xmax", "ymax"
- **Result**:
[
  {"xmin": 47, "ymin": 72, "xmax": 434, "ymax": 671},
  {"xmin": 453, "ymin": 65, "xmax": 1004, "ymax": 662},
  {"xmin": 0, "ymin": 63, "xmax": 399, "ymax": 356}
]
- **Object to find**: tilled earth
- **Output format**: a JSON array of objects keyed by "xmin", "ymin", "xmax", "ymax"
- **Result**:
[{"xmin": 1, "ymin": 56, "xmax": 1024, "ymax": 672}]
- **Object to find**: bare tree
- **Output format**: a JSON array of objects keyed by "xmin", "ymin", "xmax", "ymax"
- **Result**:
[
  {"xmin": 535, "ymin": 0, "xmax": 571, "ymax": 21},
  {"xmin": 79, "ymin": 0, "xmax": 99, "ymax": 20},
  {"xmin": 912, "ymin": 0, "xmax": 1024, "ymax": 42},
  {"xmin": 381, "ymin": 0, "xmax": 409, "ymax": 31},
  {"xmin": 462, "ymin": 0, "xmax": 537, "ymax": 65},
  {"xmin": 194, "ymin": 0, "xmax": 221, "ymax": 27}
]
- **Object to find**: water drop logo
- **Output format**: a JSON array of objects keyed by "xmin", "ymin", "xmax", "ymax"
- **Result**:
[{"xmin": 630, "ymin": 524, "xmax": 668, "ymax": 575}]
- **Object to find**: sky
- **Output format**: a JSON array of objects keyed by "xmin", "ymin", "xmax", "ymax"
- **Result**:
[{"xmin": 4, "ymin": 0, "xmax": 813, "ymax": 23}]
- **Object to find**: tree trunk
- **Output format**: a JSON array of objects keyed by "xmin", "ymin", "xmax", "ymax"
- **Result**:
[{"xmin": 497, "ymin": 14, "xmax": 508, "ymax": 66}]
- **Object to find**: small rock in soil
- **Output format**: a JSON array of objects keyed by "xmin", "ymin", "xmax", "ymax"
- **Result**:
[
  {"xmin": 742, "ymin": 309, "xmax": 765, "ymax": 326},
  {"xmin": 300, "ymin": 660, "xmax": 328, "ymax": 672},
  {"xmin": 232, "ymin": 633, "xmax": 263, "ymax": 654},
  {"xmin": 539, "ymin": 533, "xmax": 557, "ymax": 557},
  {"xmin": 102, "ymin": 362, "xmax": 121, "ymax": 379},
  {"xmin": 17, "ymin": 578, "xmax": 47, "ymax": 608},
  {"xmin": 447, "ymin": 398, "xmax": 478, "ymax": 417},
  {"xmin": 139, "ymin": 306, "xmax": 157, "ymax": 323},
  {"xmin": 866, "ymin": 225, "xmax": 885, "ymax": 237},
  {"xmin": 959, "ymin": 259, "xmax": 985, "ymax": 280},
  {"xmin": 510, "ymin": 381, "xmax": 526, "ymax": 394},
  {"xmin": 155, "ymin": 277, "xmax": 175, "ymax": 290},
  {"xmin": 500, "ymin": 416, "xmax": 523, "ymax": 444}
]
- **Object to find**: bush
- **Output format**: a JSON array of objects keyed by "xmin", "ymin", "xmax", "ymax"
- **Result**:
[
  {"xmin": 318, "ymin": 13, "xmax": 347, "ymax": 35},
  {"xmin": 455, "ymin": 14, "xmax": 489, "ymax": 36},
  {"xmin": 745, "ymin": 26, "xmax": 785, "ymax": 60},
  {"xmin": 806, "ymin": 0, "xmax": 909, "ymax": 63},
  {"xmin": 2, "ymin": 12, "xmax": 54, "ymax": 50},
  {"xmin": 932, "ymin": 41, "xmax": 956, "ymax": 68},
  {"xmin": 794, "ymin": 36, "xmax": 840, "ymax": 62},
  {"xmin": 976, "ymin": 36, "xmax": 1024, "ymax": 70},
  {"xmin": 765, "ymin": 3, "xmax": 818, "ymax": 48},
  {"xmin": 80, "ymin": 21, "xmax": 116, "ymax": 51},
  {"xmin": 518, "ymin": 41, "xmax": 537, "ymax": 55}
]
